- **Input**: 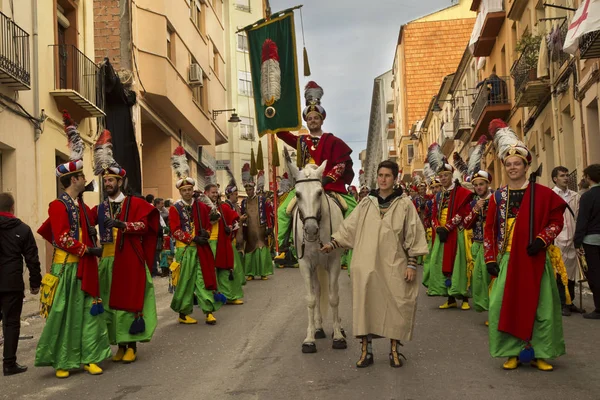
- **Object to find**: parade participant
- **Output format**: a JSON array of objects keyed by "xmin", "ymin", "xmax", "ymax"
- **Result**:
[
  {"xmin": 551, "ymin": 166, "xmax": 582, "ymax": 316},
  {"xmin": 241, "ymin": 167, "xmax": 274, "ymax": 280},
  {"xmin": 224, "ymin": 173, "xmax": 246, "ymax": 254},
  {"xmin": 485, "ymin": 119, "xmax": 566, "ymax": 371},
  {"xmin": 91, "ymin": 130, "xmax": 159, "ymax": 363},
  {"xmin": 321, "ymin": 160, "xmax": 428, "ymax": 368},
  {"xmin": 36, "ymin": 111, "xmax": 111, "ymax": 379},
  {"xmin": 424, "ymin": 144, "xmax": 474, "ymax": 309},
  {"xmin": 348, "ymin": 185, "xmax": 359, "ymax": 202},
  {"xmin": 0, "ymin": 192, "xmax": 41, "ymax": 376},
  {"xmin": 358, "ymin": 185, "xmax": 370, "ymax": 202},
  {"xmin": 574, "ymin": 163, "xmax": 600, "ymax": 320},
  {"xmin": 168, "ymin": 147, "xmax": 223, "ymax": 325},
  {"xmin": 206, "ymin": 178, "xmax": 244, "ymax": 304},
  {"xmin": 275, "ymin": 81, "xmax": 356, "ymax": 265}
]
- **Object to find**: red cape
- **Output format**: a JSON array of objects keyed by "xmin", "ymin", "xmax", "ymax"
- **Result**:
[
  {"xmin": 169, "ymin": 201, "xmax": 218, "ymax": 291},
  {"xmin": 432, "ymin": 185, "xmax": 474, "ymax": 275},
  {"xmin": 498, "ymin": 184, "xmax": 566, "ymax": 341},
  {"xmin": 109, "ymin": 196, "xmax": 159, "ymax": 313},
  {"xmin": 214, "ymin": 202, "xmax": 239, "ymax": 270},
  {"xmin": 38, "ymin": 198, "xmax": 100, "ymax": 298}
]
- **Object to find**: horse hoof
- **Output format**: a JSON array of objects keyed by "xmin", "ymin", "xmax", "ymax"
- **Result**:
[
  {"xmin": 332, "ymin": 329, "xmax": 347, "ymax": 339},
  {"xmin": 332, "ymin": 339, "xmax": 347, "ymax": 350},
  {"xmin": 315, "ymin": 329, "xmax": 326, "ymax": 339},
  {"xmin": 302, "ymin": 343, "xmax": 317, "ymax": 353}
]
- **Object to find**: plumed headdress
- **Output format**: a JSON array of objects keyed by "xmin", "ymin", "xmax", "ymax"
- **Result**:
[
  {"xmin": 358, "ymin": 169, "xmax": 366, "ymax": 187},
  {"xmin": 224, "ymin": 167, "xmax": 237, "ymax": 196},
  {"xmin": 423, "ymin": 163, "xmax": 436, "ymax": 186},
  {"xmin": 467, "ymin": 136, "xmax": 488, "ymax": 180},
  {"xmin": 427, "ymin": 143, "xmax": 453, "ymax": 174},
  {"xmin": 488, "ymin": 119, "xmax": 531, "ymax": 165},
  {"xmin": 411, "ymin": 172, "xmax": 423, "ymax": 187},
  {"xmin": 279, "ymin": 172, "xmax": 291, "ymax": 193},
  {"xmin": 452, "ymin": 153, "xmax": 468, "ymax": 177},
  {"xmin": 302, "ymin": 81, "xmax": 326, "ymax": 121},
  {"xmin": 257, "ymin": 170, "xmax": 265, "ymax": 193},
  {"xmin": 55, "ymin": 110, "xmax": 85, "ymax": 177},
  {"xmin": 171, "ymin": 146, "xmax": 196, "ymax": 189},
  {"xmin": 241, "ymin": 162, "xmax": 254, "ymax": 188},
  {"xmin": 93, "ymin": 130, "xmax": 126, "ymax": 179},
  {"xmin": 205, "ymin": 168, "xmax": 216, "ymax": 186}
]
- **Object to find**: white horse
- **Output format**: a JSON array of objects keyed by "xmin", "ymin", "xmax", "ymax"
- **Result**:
[{"xmin": 287, "ymin": 159, "xmax": 347, "ymax": 353}]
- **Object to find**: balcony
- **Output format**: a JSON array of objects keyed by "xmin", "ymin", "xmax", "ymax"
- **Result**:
[
  {"xmin": 0, "ymin": 12, "xmax": 30, "ymax": 90},
  {"xmin": 387, "ymin": 119, "xmax": 395, "ymax": 139},
  {"xmin": 440, "ymin": 122, "xmax": 455, "ymax": 155},
  {"xmin": 470, "ymin": 0, "xmax": 505, "ymax": 57},
  {"xmin": 507, "ymin": 0, "xmax": 527, "ymax": 21},
  {"xmin": 553, "ymin": 21, "xmax": 571, "ymax": 70},
  {"xmin": 389, "ymin": 146, "xmax": 397, "ymax": 158},
  {"xmin": 579, "ymin": 30, "xmax": 600, "ymax": 59},
  {"xmin": 453, "ymin": 106, "xmax": 472, "ymax": 141},
  {"xmin": 470, "ymin": 75, "xmax": 511, "ymax": 141},
  {"xmin": 49, "ymin": 44, "xmax": 104, "ymax": 120},
  {"xmin": 511, "ymin": 45, "xmax": 550, "ymax": 108}
]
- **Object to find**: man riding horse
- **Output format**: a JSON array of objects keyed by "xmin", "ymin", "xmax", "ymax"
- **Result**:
[{"xmin": 275, "ymin": 81, "xmax": 357, "ymax": 266}]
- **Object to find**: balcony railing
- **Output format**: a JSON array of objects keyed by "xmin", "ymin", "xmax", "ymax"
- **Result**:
[
  {"xmin": 470, "ymin": 75, "xmax": 511, "ymax": 140},
  {"xmin": 579, "ymin": 30, "xmax": 600, "ymax": 59},
  {"xmin": 49, "ymin": 44, "xmax": 104, "ymax": 117},
  {"xmin": 453, "ymin": 106, "xmax": 471, "ymax": 139},
  {"xmin": 554, "ymin": 20, "xmax": 571, "ymax": 68},
  {"xmin": 511, "ymin": 45, "xmax": 550, "ymax": 108},
  {"xmin": 0, "ymin": 11, "xmax": 30, "ymax": 90}
]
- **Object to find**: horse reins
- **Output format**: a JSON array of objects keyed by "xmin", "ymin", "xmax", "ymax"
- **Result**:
[{"xmin": 293, "ymin": 178, "xmax": 334, "ymax": 260}]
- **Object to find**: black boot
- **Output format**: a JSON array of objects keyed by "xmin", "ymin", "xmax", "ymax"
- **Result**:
[
  {"xmin": 3, "ymin": 363, "xmax": 27, "ymax": 376},
  {"xmin": 389, "ymin": 339, "xmax": 406, "ymax": 368},
  {"xmin": 356, "ymin": 336, "xmax": 373, "ymax": 368}
]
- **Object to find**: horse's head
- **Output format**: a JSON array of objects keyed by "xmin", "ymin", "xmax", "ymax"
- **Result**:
[{"xmin": 289, "ymin": 160, "xmax": 327, "ymax": 243}]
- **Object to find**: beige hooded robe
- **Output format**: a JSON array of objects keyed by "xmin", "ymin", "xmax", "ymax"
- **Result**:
[{"xmin": 332, "ymin": 193, "xmax": 429, "ymax": 341}]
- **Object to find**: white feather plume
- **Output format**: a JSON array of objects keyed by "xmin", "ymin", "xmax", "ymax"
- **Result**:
[
  {"xmin": 467, "ymin": 136, "xmax": 488, "ymax": 178},
  {"xmin": 260, "ymin": 59, "xmax": 281, "ymax": 106},
  {"xmin": 426, "ymin": 143, "xmax": 445, "ymax": 173},
  {"xmin": 423, "ymin": 163, "xmax": 435, "ymax": 184},
  {"xmin": 304, "ymin": 83, "xmax": 323, "ymax": 106},
  {"xmin": 493, "ymin": 127, "xmax": 527, "ymax": 160},
  {"xmin": 171, "ymin": 147, "xmax": 190, "ymax": 179}
]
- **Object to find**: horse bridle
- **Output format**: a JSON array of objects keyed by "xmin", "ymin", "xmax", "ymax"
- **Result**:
[{"xmin": 293, "ymin": 178, "xmax": 334, "ymax": 259}]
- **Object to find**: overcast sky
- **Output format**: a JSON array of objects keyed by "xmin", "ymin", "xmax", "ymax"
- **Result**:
[{"xmin": 272, "ymin": 0, "xmax": 457, "ymax": 184}]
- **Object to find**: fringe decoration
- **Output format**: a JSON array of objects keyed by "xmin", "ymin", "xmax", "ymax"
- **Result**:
[
  {"xmin": 296, "ymin": 138, "xmax": 302, "ymax": 168},
  {"xmin": 272, "ymin": 137, "xmax": 280, "ymax": 167},
  {"xmin": 549, "ymin": 245, "xmax": 573, "ymax": 305}
]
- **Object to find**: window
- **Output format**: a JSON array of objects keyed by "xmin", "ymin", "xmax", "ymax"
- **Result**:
[
  {"xmin": 213, "ymin": 47, "xmax": 220, "ymax": 78},
  {"xmin": 235, "ymin": 0, "xmax": 251, "ymax": 12},
  {"xmin": 237, "ymin": 34, "xmax": 249, "ymax": 52},
  {"xmin": 238, "ymin": 71, "xmax": 253, "ymax": 96},
  {"xmin": 190, "ymin": 0, "xmax": 204, "ymax": 34},
  {"xmin": 191, "ymin": 56, "xmax": 206, "ymax": 109},
  {"xmin": 239, "ymin": 117, "xmax": 255, "ymax": 140},
  {"xmin": 407, "ymin": 144, "xmax": 414, "ymax": 163},
  {"xmin": 167, "ymin": 27, "xmax": 175, "ymax": 63}
]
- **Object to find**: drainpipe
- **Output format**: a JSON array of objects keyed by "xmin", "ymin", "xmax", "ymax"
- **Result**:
[{"xmin": 33, "ymin": 0, "xmax": 40, "ymax": 141}]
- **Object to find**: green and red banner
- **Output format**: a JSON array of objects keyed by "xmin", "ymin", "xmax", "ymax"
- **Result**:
[{"xmin": 245, "ymin": 11, "xmax": 302, "ymax": 137}]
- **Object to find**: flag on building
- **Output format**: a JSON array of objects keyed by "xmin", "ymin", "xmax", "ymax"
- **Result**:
[
  {"xmin": 244, "ymin": 10, "xmax": 302, "ymax": 136},
  {"xmin": 563, "ymin": 0, "xmax": 600, "ymax": 54}
]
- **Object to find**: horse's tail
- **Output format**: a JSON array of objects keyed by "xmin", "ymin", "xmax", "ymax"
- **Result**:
[{"xmin": 317, "ymin": 264, "xmax": 329, "ymax": 319}]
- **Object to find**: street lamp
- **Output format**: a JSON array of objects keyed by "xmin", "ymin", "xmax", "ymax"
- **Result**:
[{"xmin": 212, "ymin": 108, "xmax": 242, "ymax": 123}]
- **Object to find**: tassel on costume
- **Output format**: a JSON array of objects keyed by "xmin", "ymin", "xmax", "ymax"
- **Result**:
[
  {"xmin": 250, "ymin": 148, "xmax": 258, "ymax": 176},
  {"xmin": 296, "ymin": 138, "xmax": 302, "ymax": 168},
  {"xmin": 214, "ymin": 292, "xmax": 227, "ymax": 304},
  {"xmin": 90, "ymin": 298, "xmax": 104, "ymax": 316},
  {"xmin": 303, "ymin": 47, "xmax": 311, "ymax": 76},
  {"xmin": 519, "ymin": 342, "xmax": 535, "ymax": 363},
  {"xmin": 445, "ymin": 278, "xmax": 452, "ymax": 288},
  {"xmin": 129, "ymin": 313, "xmax": 146, "ymax": 335},
  {"xmin": 229, "ymin": 269, "xmax": 234, "ymax": 281},
  {"xmin": 257, "ymin": 140, "xmax": 265, "ymax": 171},
  {"xmin": 549, "ymin": 245, "xmax": 573, "ymax": 305}
]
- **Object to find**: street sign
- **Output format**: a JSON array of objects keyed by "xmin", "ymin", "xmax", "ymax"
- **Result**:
[{"xmin": 216, "ymin": 160, "xmax": 230, "ymax": 170}]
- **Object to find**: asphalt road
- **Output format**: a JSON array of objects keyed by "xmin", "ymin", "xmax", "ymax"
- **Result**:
[{"xmin": 3, "ymin": 268, "xmax": 600, "ymax": 400}]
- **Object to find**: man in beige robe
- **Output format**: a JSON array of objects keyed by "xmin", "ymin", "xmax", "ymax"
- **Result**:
[{"xmin": 322, "ymin": 160, "xmax": 428, "ymax": 368}]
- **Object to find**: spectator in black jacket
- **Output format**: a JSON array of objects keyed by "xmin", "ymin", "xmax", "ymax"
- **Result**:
[
  {"xmin": 574, "ymin": 164, "xmax": 600, "ymax": 320},
  {"xmin": 0, "ymin": 193, "xmax": 42, "ymax": 375}
]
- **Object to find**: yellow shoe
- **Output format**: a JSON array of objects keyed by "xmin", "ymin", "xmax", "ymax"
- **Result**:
[
  {"xmin": 261, "ymin": 276, "xmax": 269, "ymax": 280},
  {"xmin": 205, "ymin": 313, "xmax": 217, "ymax": 325},
  {"xmin": 55, "ymin": 369, "xmax": 70, "ymax": 379},
  {"xmin": 112, "ymin": 347, "xmax": 126, "ymax": 362},
  {"xmin": 178, "ymin": 315, "xmax": 198, "ymax": 324},
  {"xmin": 83, "ymin": 363, "xmax": 103, "ymax": 375},
  {"xmin": 246, "ymin": 276, "xmax": 254, "ymax": 281},
  {"xmin": 227, "ymin": 299, "xmax": 244, "ymax": 305},
  {"xmin": 274, "ymin": 252, "xmax": 286, "ymax": 260},
  {"xmin": 439, "ymin": 301, "xmax": 458, "ymax": 309},
  {"xmin": 461, "ymin": 302, "xmax": 471, "ymax": 310},
  {"xmin": 122, "ymin": 348, "xmax": 137, "ymax": 363},
  {"xmin": 502, "ymin": 357, "xmax": 520, "ymax": 370},
  {"xmin": 485, "ymin": 320, "xmax": 489, "ymax": 326},
  {"xmin": 341, "ymin": 265, "xmax": 348, "ymax": 270},
  {"xmin": 531, "ymin": 359, "xmax": 553, "ymax": 371}
]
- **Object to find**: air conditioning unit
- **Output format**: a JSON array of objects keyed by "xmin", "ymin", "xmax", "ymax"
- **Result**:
[{"xmin": 189, "ymin": 63, "xmax": 203, "ymax": 86}]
